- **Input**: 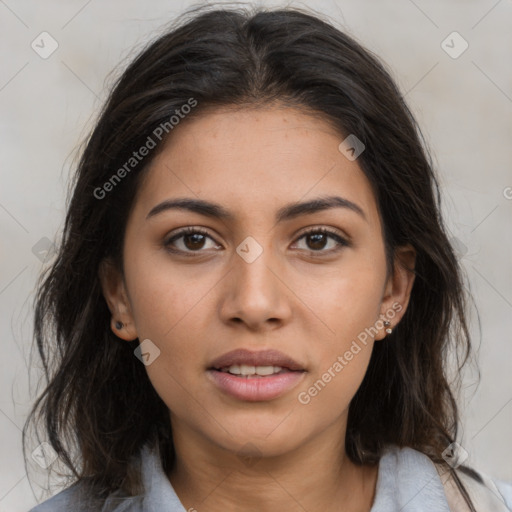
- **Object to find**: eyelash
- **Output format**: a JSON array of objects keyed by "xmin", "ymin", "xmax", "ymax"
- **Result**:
[{"xmin": 163, "ymin": 226, "xmax": 350, "ymax": 257}]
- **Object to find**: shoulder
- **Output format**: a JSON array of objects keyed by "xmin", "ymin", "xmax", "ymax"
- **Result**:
[
  {"xmin": 446, "ymin": 467, "xmax": 512, "ymax": 511},
  {"xmin": 495, "ymin": 479, "xmax": 512, "ymax": 506},
  {"xmin": 29, "ymin": 483, "xmax": 88, "ymax": 512},
  {"xmin": 379, "ymin": 445, "xmax": 512, "ymax": 511},
  {"xmin": 29, "ymin": 483, "xmax": 144, "ymax": 512},
  {"xmin": 28, "ymin": 443, "xmax": 184, "ymax": 512}
]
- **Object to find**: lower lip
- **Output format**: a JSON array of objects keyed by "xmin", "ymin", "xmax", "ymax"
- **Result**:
[{"xmin": 207, "ymin": 369, "xmax": 306, "ymax": 401}]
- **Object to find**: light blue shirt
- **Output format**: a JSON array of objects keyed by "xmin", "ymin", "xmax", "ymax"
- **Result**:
[{"xmin": 30, "ymin": 443, "xmax": 512, "ymax": 511}]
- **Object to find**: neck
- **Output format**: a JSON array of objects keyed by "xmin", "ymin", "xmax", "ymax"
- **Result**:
[{"xmin": 167, "ymin": 420, "xmax": 379, "ymax": 512}]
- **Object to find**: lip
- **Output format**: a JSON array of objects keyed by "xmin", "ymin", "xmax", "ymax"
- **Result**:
[
  {"xmin": 207, "ymin": 370, "xmax": 306, "ymax": 401},
  {"xmin": 208, "ymin": 348, "xmax": 305, "ymax": 371},
  {"xmin": 207, "ymin": 349, "xmax": 307, "ymax": 402}
]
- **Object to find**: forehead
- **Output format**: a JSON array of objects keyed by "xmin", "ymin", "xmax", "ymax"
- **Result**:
[{"xmin": 132, "ymin": 106, "xmax": 380, "ymax": 228}]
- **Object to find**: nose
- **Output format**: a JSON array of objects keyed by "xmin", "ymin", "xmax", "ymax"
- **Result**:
[{"xmin": 218, "ymin": 239, "xmax": 292, "ymax": 332}]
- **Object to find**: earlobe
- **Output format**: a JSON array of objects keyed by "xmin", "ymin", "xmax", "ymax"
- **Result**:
[
  {"xmin": 98, "ymin": 259, "xmax": 139, "ymax": 341},
  {"xmin": 110, "ymin": 317, "xmax": 138, "ymax": 341}
]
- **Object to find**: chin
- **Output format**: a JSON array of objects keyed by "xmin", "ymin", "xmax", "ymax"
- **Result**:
[{"xmin": 208, "ymin": 414, "xmax": 307, "ymax": 457}]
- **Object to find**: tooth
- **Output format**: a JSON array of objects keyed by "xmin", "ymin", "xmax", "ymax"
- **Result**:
[
  {"xmin": 240, "ymin": 364, "xmax": 256, "ymax": 375},
  {"xmin": 224, "ymin": 365, "xmax": 285, "ymax": 376},
  {"xmin": 255, "ymin": 365, "xmax": 275, "ymax": 376}
]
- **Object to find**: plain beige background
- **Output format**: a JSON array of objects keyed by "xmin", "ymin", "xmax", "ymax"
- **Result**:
[{"xmin": 1, "ymin": 0, "xmax": 511, "ymax": 510}]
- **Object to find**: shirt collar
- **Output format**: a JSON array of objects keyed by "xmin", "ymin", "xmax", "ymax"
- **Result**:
[
  {"xmin": 370, "ymin": 445, "xmax": 451, "ymax": 511},
  {"xmin": 139, "ymin": 444, "xmax": 186, "ymax": 512},
  {"xmin": 136, "ymin": 443, "xmax": 451, "ymax": 512}
]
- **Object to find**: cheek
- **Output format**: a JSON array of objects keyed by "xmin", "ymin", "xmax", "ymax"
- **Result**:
[
  {"xmin": 122, "ymin": 252, "xmax": 211, "ymax": 393},
  {"xmin": 126, "ymin": 266, "xmax": 209, "ymax": 416},
  {"xmin": 298, "ymin": 350, "xmax": 372, "ymax": 423},
  {"xmin": 301, "ymin": 252, "xmax": 386, "ymax": 342},
  {"xmin": 296, "ymin": 282, "xmax": 378, "ymax": 416},
  {"xmin": 124, "ymin": 243, "xmax": 218, "ymax": 341},
  {"xmin": 295, "ymin": 254, "xmax": 385, "ymax": 402}
]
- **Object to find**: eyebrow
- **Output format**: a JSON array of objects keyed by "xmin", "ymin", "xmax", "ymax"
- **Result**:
[{"xmin": 146, "ymin": 195, "xmax": 367, "ymax": 223}]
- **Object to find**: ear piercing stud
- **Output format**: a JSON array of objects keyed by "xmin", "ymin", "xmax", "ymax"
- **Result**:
[
  {"xmin": 384, "ymin": 320, "xmax": 392, "ymax": 335},
  {"xmin": 115, "ymin": 321, "xmax": 124, "ymax": 330}
]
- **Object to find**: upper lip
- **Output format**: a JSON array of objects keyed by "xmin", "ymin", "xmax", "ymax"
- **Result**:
[{"xmin": 209, "ymin": 349, "xmax": 305, "ymax": 371}]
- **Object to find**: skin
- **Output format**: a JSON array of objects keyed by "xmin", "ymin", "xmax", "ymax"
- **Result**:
[{"xmin": 100, "ymin": 105, "xmax": 416, "ymax": 512}]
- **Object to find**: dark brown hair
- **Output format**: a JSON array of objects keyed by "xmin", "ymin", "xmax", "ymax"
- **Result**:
[{"xmin": 24, "ymin": 3, "xmax": 480, "ymax": 509}]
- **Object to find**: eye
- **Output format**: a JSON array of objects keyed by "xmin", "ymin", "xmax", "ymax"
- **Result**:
[
  {"xmin": 163, "ymin": 226, "xmax": 350, "ymax": 257},
  {"xmin": 163, "ymin": 227, "xmax": 221, "ymax": 255},
  {"xmin": 293, "ymin": 227, "xmax": 349, "ymax": 254}
]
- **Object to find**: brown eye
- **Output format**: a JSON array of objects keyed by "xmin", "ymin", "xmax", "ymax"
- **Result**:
[
  {"xmin": 294, "ymin": 228, "xmax": 349, "ymax": 254},
  {"xmin": 182, "ymin": 232, "xmax": 207, "ymax": 250},
  {"xmin": 306, "ymin": 232, "xmax": 329, "ymax": 250},
  {"xmin": 164, "ymin": 227, "xmax": 221, "ymax": 254}
]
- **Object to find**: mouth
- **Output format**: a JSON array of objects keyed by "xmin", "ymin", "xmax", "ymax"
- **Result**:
[
  {"xmin": 215, "ymin": 364, "xmax": 295, "ymax": 377},
  {"xmin": 207, "ymin": 349, "xmax": 306, "ymax": 401},
  {"xmin": 208, "ymin": 348, "xmax": 305, "ymax": 372}
]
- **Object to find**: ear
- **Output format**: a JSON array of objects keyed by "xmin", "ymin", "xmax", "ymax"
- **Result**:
[
  {"xmin": 98, "ymin": 259, "xmax": 138, "ymax": 341},
  {"xmin": 375, "ymin": 244, "xmax": 416, "ymax": 341}
]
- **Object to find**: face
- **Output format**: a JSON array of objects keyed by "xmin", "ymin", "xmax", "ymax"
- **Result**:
[{"xmin": 100, "ymin": 105, "xmax": 415, "ymax": 463}]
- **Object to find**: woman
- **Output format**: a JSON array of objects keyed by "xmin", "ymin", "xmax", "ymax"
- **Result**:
[{"xmin": 25, "ymin": 5, "xmax": 512, "ymax": 511}]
